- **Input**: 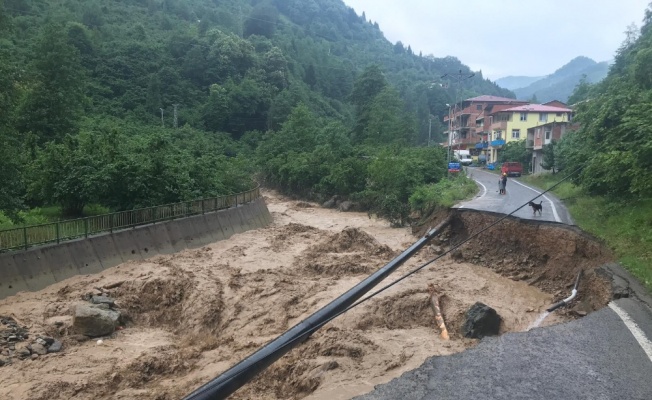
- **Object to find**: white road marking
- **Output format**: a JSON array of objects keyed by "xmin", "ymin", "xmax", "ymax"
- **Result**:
[
  {"xmin": 475, "ymin": 180, "xmax": 488, "ymax": 199},
  {"xmin": 510, "ymin": 179, "xmax": 561, "ymax": 223},
  {"xmin": 609, "ymin": 302, "xmax": 652, "ymax": 362}
]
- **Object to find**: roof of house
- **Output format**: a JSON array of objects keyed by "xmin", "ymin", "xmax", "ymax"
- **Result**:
[
  {"xmin": 526, "ymin": 121, "xmax": 578, "ymax": 131},
  {"xmin": 498, "ymin": 104, "xmax": 573, "ymax": 113},
  {"xmin": 479, "ymin": 104, "xmax": 518, "ymax": 119},
  {"xmin": 465, "ymin": 95, "xmax": 527, "ymax": 103},
  {"xmin": 543, "ymin": 100, "xmax": 568, "ymax": 107}
]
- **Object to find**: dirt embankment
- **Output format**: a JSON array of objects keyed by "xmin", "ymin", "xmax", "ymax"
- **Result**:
[
  {"xmin": 0, "ymin": 194, "xmax": 614, "ymax": 400},
  {"xmin": 416, "ymin": 209, "xmax": 614, "ymax": 312}
]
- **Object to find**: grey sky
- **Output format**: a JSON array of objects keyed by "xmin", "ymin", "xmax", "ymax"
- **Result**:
[{"xmin": 343, "ymin": 0, "xmax": 650, "ymax": 80}]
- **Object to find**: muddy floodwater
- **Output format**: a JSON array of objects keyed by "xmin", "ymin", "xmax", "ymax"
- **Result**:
[{"xmin": 0, "ymin": 191, "xmax": 610, "ymax": 400}]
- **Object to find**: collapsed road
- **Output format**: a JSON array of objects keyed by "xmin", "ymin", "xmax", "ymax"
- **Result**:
[{"xmin": 356, "ymin": 168, "xmax": 652, "ymax": 400}]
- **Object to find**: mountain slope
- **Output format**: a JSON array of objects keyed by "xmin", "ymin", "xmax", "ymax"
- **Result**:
[
  {"xmin": 0, "ymin": 0, "xmax": 515, "ymax": 218},
  {"xmin": 494, "ymin": 75, "xmax": 544, "ymax": 90},
  {"xmin": 2, "ymin": 0, "xmax": 513, "ymax": 142},
  {"xmin": 509, "ymin": 56, "xmax": 609, "ymax": 102}
]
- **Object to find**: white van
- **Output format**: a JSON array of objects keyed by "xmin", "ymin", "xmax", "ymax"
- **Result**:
[{"xmin": 453, "ymin": 150, "xmax": 473, "ymax": 166}]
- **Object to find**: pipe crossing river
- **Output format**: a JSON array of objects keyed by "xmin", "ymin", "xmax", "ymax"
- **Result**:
[{"xmin": 183, "ymin": 218, "xmax": 453, "ymax": 400}]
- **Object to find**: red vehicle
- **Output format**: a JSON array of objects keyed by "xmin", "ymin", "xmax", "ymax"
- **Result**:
[{"xmin": 501, "ymin": 162, "xmax": 523, "ymax": 177}]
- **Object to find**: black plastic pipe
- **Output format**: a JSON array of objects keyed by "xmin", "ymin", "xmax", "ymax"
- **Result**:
[
  {"xmin": 183, "ymin": 217, "xmax": 452, "ymax": 400},
  {"xmin": 546, "ymin": 270, "xmax": 583, "ymax": 312}
]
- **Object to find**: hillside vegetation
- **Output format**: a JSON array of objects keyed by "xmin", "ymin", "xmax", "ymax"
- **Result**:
[
  {"xmin": 0, "ymin": 0, "xmax": 508, "ymax": 226},
  {"xmin": 534, "ymin": 12, "xmax": 652, "ymax": 289}
]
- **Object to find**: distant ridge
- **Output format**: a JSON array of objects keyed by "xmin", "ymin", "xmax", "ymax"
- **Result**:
[{"xmin": 495, "ymin": 56, "xmax": 610, "ymax": 102}]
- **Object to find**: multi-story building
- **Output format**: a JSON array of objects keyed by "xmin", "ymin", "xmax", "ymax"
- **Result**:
[
  {"xmin": 486, "ymin": 104, "xmax": 573, "ymax": 163},
  {"xmin": 527, "ymin": 121, "xmax": 579, "ymax": 174},
  {"xmin": 444, "ymin": 95, "xmax": 527, "ymax": 161}
]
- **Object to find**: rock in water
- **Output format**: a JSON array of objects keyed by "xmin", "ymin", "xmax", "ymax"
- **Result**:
[
  {"xmin": 462, "ymin": 302, "xmax": 502, "ymax": 339},
  {"xmin": 72, "ymin": 304, "xmax": 121, "ymax": 337},
  {"xmin": 47, "ymin": 340, "xmax": 63, "ymax": 353},
  {"xmin": 91, "ymin": 296, "xmax": 116, "ymax": 307},
  {"xmin": 31, "ymin": 343, "xmax": 48, "ymax": 355}
]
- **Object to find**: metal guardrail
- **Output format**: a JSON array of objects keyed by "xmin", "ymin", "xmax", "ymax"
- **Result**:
[{"xmin": 0, "ymin": 186, "xmax": 261, "ymax": 252}]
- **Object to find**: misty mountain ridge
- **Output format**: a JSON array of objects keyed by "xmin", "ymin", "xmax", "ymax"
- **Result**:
[
  {"xmin": 496, "ymin": 56, "xmax": 610, "ymax": 103},
  {"xmin": 494, "ymin": 75, "xmax": 544, "ymax": 90}
]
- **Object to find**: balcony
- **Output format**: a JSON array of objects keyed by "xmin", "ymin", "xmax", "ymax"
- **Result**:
[
  {"xmin": 489, "ymin": 121, "xmax": 508, "ymax": 131},
  {"xmin": 475, "ymin": 142, "xmax": 489, "ymax": 149},
  {"xmin": 526, "ymin": 139, "xmax": 534, "ymax": 149},
  {"xmin": 490, "ymin": 139, "xmax": 505, "ymax": 148}
]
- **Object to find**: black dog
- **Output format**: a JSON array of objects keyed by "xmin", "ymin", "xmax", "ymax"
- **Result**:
[{"xmin": 528, "ymin": 201, "xmax": 543, "ymax": 216}]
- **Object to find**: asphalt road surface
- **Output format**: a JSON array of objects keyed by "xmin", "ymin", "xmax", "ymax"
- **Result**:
[
  {"xmin": 456, "ymin": 167, "xmax": 574, "ymax": 225},
  {"xmin": 356, "ymin": 170, "xmax": 652, "ymax": 400}
]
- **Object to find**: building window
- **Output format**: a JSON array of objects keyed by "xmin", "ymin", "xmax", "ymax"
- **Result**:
[
  {"xmin": 545, "ymin": 130, "xmax": 551, "ymax": 140},
  {"xmin": 512, "ymin": 129, "xmax": 520, "ymax": 139},
  {"xmin": 539, "ymin": 113, "xmax": 548, "ymax": 122},
  {"xmin": 520, "ymin": 112, "xmax": 527, "ymax": 121},
  {"xmin": 556, "ymin": 112, "xmax": 562, "ymax": 117},
  {"xmin": 476, "ymin": 104, "xmax": 482, "ymax": 111}
]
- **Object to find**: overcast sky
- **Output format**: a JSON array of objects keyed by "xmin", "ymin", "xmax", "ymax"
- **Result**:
[{"xmin": 342, "ymin": 0, "xmax": 650, "ymax": 80}]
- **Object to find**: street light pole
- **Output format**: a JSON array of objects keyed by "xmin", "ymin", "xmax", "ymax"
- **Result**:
[
  {"xmin": 445, "ymin": 104, "xmax": 452, "ymax": 164},
  {"xmin": 441, "ymin": 70, "xmax": 475, "ymax": 171}
]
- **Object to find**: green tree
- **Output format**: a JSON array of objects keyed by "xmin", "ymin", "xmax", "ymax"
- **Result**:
[
  {"xmin": 541, "ymin": 140, "xmax": 557, "ymax": 174},
  {"xmin": 244, "ymin": 2, "xmax": 279, "ymax": 38},
  {"xmin": 364, "ymin": 87, "xmax": 416, "ymax": 145},
  {"xmin": 202, "ymin": 84, "xmax": 230, "ymax": 132},
  {"xmin": 350, "ymin": 65, "xmax": 388, "ymax": 142},
  {"xmin": 304, "ymin": 64, "xmax": 317, "ymax": 88},
  {"xmin": 0, "ymin": 41, "xmax": 25, "ymax": 219},
  {"xmin": 28, "ymin": 133, "xmax": 107, "ymax": 216},
  {"xmin": 499, "ymin": 140, "xmax": 531, "ymax": 172},
  {"xmin": 567, "ymin": 75, "xmax": 593, "ymax": 105},
  {"xmin": 18, "ymin": 24, "xmax": 87, "ymax": 144}
]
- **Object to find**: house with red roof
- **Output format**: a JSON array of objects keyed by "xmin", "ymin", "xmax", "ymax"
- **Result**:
[{"xmin": 444, "ymin": 95, "xmax": 527, "ymax": 162}]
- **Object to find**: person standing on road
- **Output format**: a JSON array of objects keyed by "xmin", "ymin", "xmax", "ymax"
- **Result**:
[{"xmin": 501, "ymin": 173, "xmax": 508, "ymax": 195}]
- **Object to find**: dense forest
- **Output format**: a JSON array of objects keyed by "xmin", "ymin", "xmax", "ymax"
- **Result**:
[{"xmin": 0, "ymin": 0, "xmax": 510, "ymax": 225}]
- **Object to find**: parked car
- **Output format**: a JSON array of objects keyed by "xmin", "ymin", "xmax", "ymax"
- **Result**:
[{"xmin": 501, "ymin": 162, "xmax": 523, "ymax": 177}]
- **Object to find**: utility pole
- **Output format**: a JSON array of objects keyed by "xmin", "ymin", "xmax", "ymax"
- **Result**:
[
  {"xmin": 445, "ymin": 104, "xmax": 452, "ymax": 165},
  {"xmin": 441, "ymin": 70, "xmax": 475, "ymax": 171},
  {"xmin": 160, "ymin": 108, "xmax": 164, "ymax": 128},
  {"xmin": 428, "ymin": 116, "xmax": 432, "ymax": 147},
  {"xmin": 173, "ymin": 104, "xmax": 179, "ymax": 129}
]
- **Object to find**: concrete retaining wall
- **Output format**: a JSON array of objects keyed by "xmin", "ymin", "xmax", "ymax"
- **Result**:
[{"xmin": 0, "ymin": 198, "xmax": 272, "ymax": 300}]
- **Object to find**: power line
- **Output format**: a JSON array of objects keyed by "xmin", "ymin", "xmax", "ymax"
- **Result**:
[{"xmin": 183, "ymin": 165, "xmax": 584, "ymax": 399}]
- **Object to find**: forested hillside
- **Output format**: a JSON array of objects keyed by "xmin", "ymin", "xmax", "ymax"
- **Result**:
[
  {"xmin": 0, "ymin": 0, "xmax": 509, "ymax": 225},
  {"xmin": 534, "ymin": 9, "xmax": 652, "ymax": 287},
  {"xmin": 556, "ymin": 19, "xmax": 652, "ymax": 198}
]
